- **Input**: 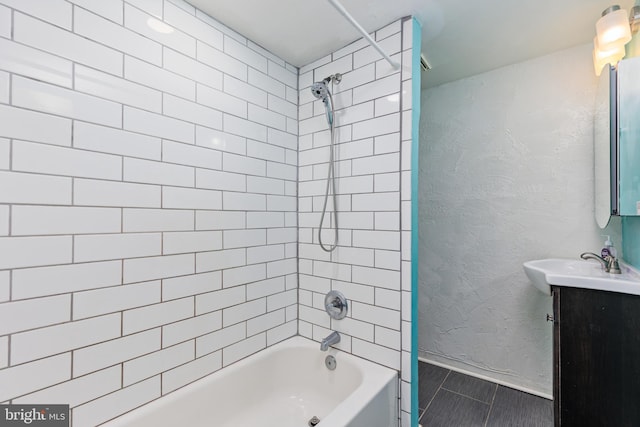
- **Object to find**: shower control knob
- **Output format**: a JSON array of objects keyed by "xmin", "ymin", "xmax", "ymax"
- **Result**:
[{"xmin": 324, "ymin": 290, "xmax": 348, "ymax": 320}]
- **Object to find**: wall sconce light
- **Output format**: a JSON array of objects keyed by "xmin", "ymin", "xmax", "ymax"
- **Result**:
[{"xmin": 592, "ymin": 5, "xmax": 634, "ymax": 75}]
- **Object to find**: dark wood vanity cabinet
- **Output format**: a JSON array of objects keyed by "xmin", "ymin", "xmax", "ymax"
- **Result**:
[{"xmin": 552, "ymin": 286, "xmax": 640, "ymax": 426}]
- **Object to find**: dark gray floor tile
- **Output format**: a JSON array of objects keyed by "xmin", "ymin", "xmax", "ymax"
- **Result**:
[
  {"xmin": 418, "ymin": 361, "xmax": 449, "ymax": 409},
  {"xmin": 486, "ymin": 385, "xmax": 553, "ymax": 427},
  {"xmin": 441, "ymin": 370, "xmax": 497, "ymax": 403},
  {"xmin": 420, "ymin": 389, "xmax": 490, "ymax": 427}
]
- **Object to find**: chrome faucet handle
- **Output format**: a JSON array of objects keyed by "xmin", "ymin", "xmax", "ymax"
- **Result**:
[
  {"xmin": 607, "ymin": 256, "xmax": 622, "ymax": 274},
  {"xmin": 324, "ymin": 291, "xmax": 348, "ymax": 320}
]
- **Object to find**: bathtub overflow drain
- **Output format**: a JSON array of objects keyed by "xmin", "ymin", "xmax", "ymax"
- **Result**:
[
  {"xmin": 325, "ymin": 355, "xmax": 336, "ymax": 370},
  {"xmin": 308, "ymin": 416, "xmax": 321, "ymax": 426}
]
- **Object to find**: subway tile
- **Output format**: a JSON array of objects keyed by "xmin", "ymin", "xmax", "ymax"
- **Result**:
[
  {"xmin": 74, "ymin": 281, "xmax": 161, "ymax": 320},
  {"xmin": 12, "ymin": 261, "xmax": 121, "ymax": 300},
  {"xmin": 353, "ymin": 33, "xmax": 401, "ymax": 69},
  {"xmin": 195, "ymin": 323, "xmax": 244, "ymax": 357},
  {"xmin": 247, "ymin": 310, "xmax": 284, "ymax": 336},
  {"xmin": 74, "ymin": 122, "xmax": 161, "ymax": 161},
  {"xmin": 375, "ymin": 288, "xmax": 401, "ymax": 311},
  {"xmin": 75, "ymin": 7, "xmax": 161, "ymax": 66},
  {"xmin": 299, "ymin": 305, "xmax": 330, "ymax": 328},
  {"xmin": 352, "ymin": 192, "xmax": 399, "ymax": 212},
  {"xmin": 335, "ymin": 102, "xmax": 375, "ymax": 126},
  {"xmin": 351, "ymin": 301, "xmax": 400, "ymax": 330},
  {"xmin": 124, "ymin": 56, "xmax": 195, "ymax": 100},
  {"xmin": 68, "ymin": 0, "xmax": 123, "ymax": 23},
  {"xmin": 195, "ymin": 211, "xmax": 245, "ymax": 230},
  {"xmin": 224, "ymin": 75, "xmax": 267, "ymax": 107},
  {"xmin": 0, "ymin": 5, "xmax": 7, "ymax": 38},
  {"xmin": 247, "ymin": 140, "xmax": 286, "ymax": 165},
  {"xmin": 13, "ymin": 141, "xmax": 121, "ymax": 180},
  {"xmin": 267, "ymin": 321, "xmax": 297, "ymax": 346},
  {"xmin": 125, "ymin": 105, "xmax": 195, "ymax": 143},
  {"xmin": 266, "ymin": 289, "xmax": 296, "ymax": 311},
  {"xmin": 375, "ymin": 172, "xmax": 400, "ymax": 192},
  {"xmin": 376, "ymin": 20, "xmax": 401, "ymax": 41},
  {"xmin": 125, "ymin": 0, "xmax": 162, "ymax": 17},
  {"xmin": 3, "ymin": 0, "xmax": 72, "ymax": 28},
  {"xmin": 123, "ymin": 208, "xmax": 194, "ymax": 232},
  {"xmin": 123, "ymin": 341, "xmax": 193, "ymax": 386},
  {"xmin": 195, "ymin": 248, "xmax": 245, "ymax": 273},
  {"xmin": 196, "ymin": 83, "xmax": 247, "ymax": 118},
  {"xmin": 224, "ymin": 36, "xmax": 267, "ymax": 72},
  {"xmin": 267, "ymin": 162, "xmax": 297, "ymax": 181},
  {"xmin": 123, "ymin": 254, "xmax": 194, "ymax": 283},
  {"xmin": 248, "ymin": 41, "xmax": 284, "ymax": 67},
  {"xmin": 268, "ymin": 94, "xmax": 297, "ymax": 120},
  {"xmin": 375, "ymin": 249, "xmax": 401, "ymax": 270},
  {"xmin": 352, "ymin": 153, "xmax": 400, "ymax": 176},
  {"xmin": 374, "ymin": 132, "xmax": 400, "ymax": 154},
  {"xmin": 246, "ymin": 277, "xmax": 285, "ymax": 300},
  {"xmin": 223, "ymin": 264, "xmax": 265, "ymax": 288},
  {"xmin": 375, "ymin": 212, "xmax": 400, "ymax": 230},
  {"xmin": 0, "ymin": 236, "xmax": 71, "ymax": 269},
  {"xmin": 248, "ymin": 104, "xmax": 287, "ymax": 131},
  {"xmin": 313, "ymin": 260, "xmax": 351, "ymax": 282},
  {"xmin": 195, "ymin": 286, "xmax": 245, "ymax": 315},
  {"xmin": 195, "ymin": 169, "xmax": 246, "ymax": 192},
  {"xmin": 123, "ymin": 297, "xmax": 193, "ymax": 335},
  {"xmin": 248, "ymin": 68, "xmax": 285, "ymax": 99},
  {"xmin": 0, "ymin": 205, "xmax": 7, "ymax": 236},
  {"xmin": 353, "ymin": 230, "xmax": 400, "ymax": 251},
  {"xmin": 73, "ymin": 329, "xmax": 160, "ymax": 376},
  {"xmin": 0, "ymin": 354, "xmax": 70, "ymax": 403},
  {"xmin": 14, "ymin": 365, "xmax": 121, "ymax": 408},
  {"xmin": 268, "ymin": 60, "xmax": 297, "ymax": 88},
  {"xmin": 332, "ymin": 246, "xmax": 374, "ymax": 267},
  {"xmin": 267, "ymin": 228, "xmax": 296, "ymax": 244},
  {"xmin": 0, "ymin": 104, "xmax": 72, "ymax": 147},
  {"xmin": 222, "ymin": 332, "xmax": 265, "ymax": 366},
  {"xmin": 247, "ymin": 245, "xmax": 285, "ymax": 266},
  {"xmin": 247, "ymin": 175, "xmax": 285, "ymax": 195},
  {"xmin": 0, "ymin": 271, "xmax": 7, "ymax": 303},
  {"xmin": 162, "ymin": 350, "xmax": 222, "ymax": 394},
  {"xmin": 163, "ymin": 94, "xmax": 223, "ymax": 129},
  {"xmin": 12, "ymin": 206, "xmax": 120, "ymax": 236},
  {"xmin": 74, "ymin": 179, "xmax": 161, "ymax": 208},
  {"xmin": 0, "ymin": 138, "xmax": 8, "ymax": 170},
  {"xmin": 196, "ymin": 126, "xmax": 246, "ymax": 155},
  {"xmin": 223, "ymin": 229, "xmax": 265, "ymax": 249},
  {"xmin": 164, "ymin": 47, "xmax": 222, "ymax": 89},
  {"xmin": 223, "ymin": 192, "xmax": 265, "ymax": 211},
  {"xmin": 246, "ymin": 212, "xmax": 284, "ymax": 229},
  {"xmin": 124, "ymin": 4, "xmax": 195, "ymax": 56},
  {"xmin": 163, "ymin": 271, "xmax": 222, "ymax": 301},
  {"xmin": 72, "ymin": 377, "xmax": 160, "ymax": 427},
  {"xmin": 335, "ymin": 175, "xmax": 373, "ymax": 194},
  {"xmin": 163, "ymin": 230, "xmax": 222, "ymax": 255},
  {"xmin": 267, "ymin": 128, "xmax": 297, "ymax": 150},
  {"xmin": 353, "ymin": 74, "xmax": 400, "ymax": 105},
  {"xmin": 162, "ymin": 311, "xmax": 221, "ymax": 347},
  {"xmin": 164, "ymin": 2, "xmax": 223, "ymax": 50},
  {"xmin": 11, "ymin": 313, "xmax": 121, "ymax": 365},
  {"xmin": 194, "ymin": 7, "xmax": 245, "ymax": 42},
  {"xmin": 352, "ymin": 113, "xmax": 400, "ymax": 140},
  {"xmin": 267, "ymin": 195, "xmax": 296, "ymax": 211},
  {"xmin": 0, "ymin": 38, "xmax": 72, "ymax": 87},
  {"xmin": 15, "ymin": 13, "xmax": 122, "ymax": 75},
  {"xmin": 314, "ymin": 55, "xmax": 353, "ymax": 84},
  {"xmin": 352, "ymin": 338, "xmax": 400, "ymax": 370},
  {"xmin": 333, "ymin": 316, "xmax": 374, "ymax": 341},
  {"xmin": 75, "ymin": 65, "xmax": 162, "ymax": 112},
  {"xmin": 162, "ymin": 186, "xmax": 222, "ymax": 210},
  {"xmin": 266, "ymin": 258, "xmax": 296, "ymax": 278},
  {"xmin": 0, "ymin": 295, "xmax": 70, "ymax": 335},
  {"xmin": 124, "ymin": 158, "xmax": 194, "ymax": 187},
  {"xmin": 223, "ymin": 114, "xmax": 267, "ymax": 142},
  {"xmin": 74, "ymin": 233, "xmax": 161, "ymax": 262},
  {"xmin": 223, "ymin": 152, "xmax": 266, "ymax": 176}
]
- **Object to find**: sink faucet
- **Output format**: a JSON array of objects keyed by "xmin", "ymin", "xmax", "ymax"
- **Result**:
[
  {"xmin": 320, "ymin": 331, "xmax": 340, "ymax": 351},
  {"xmin": 580, "ymin": 252, "xmax": 621, "ymax": 274}
]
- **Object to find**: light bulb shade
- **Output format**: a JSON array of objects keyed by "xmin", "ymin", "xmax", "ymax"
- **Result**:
[
  {"xmin": 596, "ymin": 7, "xmax": 632, "ymax": 50},
  {"xmin": 593, "ymin": 37, "xmax": 626, "ymax": 75}
]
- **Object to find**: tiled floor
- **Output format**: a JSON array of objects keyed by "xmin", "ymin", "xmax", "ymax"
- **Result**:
[{"xmin": 418, "ymin": 361, "xmax": 553, "ymax": 427}]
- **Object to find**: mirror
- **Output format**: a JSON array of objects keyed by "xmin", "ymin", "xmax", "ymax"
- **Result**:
[
  {"xmin": 594, "ymin": 57, "xmax": 640, "ymax": 228},
  {"xmin": 594, "ymin": 65, "xmax": 615, "ymax": 228}
]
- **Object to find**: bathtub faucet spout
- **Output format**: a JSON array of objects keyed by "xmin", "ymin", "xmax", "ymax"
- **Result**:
[{"xmin": 320, "ymin": 331, "xmax": 340, "ymax": 351}]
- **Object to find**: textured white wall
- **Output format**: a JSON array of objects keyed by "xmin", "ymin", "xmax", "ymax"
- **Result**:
[{"xmin": 418, "ymin": 43, "xmax": 621, "ymax": 395}]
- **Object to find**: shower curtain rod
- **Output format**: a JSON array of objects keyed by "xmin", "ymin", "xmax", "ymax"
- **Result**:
[{"xmin": 327, "ymin": 0, "xmax": 401, "ymax": 70}]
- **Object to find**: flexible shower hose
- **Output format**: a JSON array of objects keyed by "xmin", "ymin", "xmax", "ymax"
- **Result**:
[{"xmin": 318, "ymin": 91, "xmax": 338, "ymax": 252}]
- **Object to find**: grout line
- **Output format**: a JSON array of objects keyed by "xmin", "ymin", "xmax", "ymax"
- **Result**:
[{"xmin": 484, "ymin": 384, "xmax": 499, "ymax": 427}]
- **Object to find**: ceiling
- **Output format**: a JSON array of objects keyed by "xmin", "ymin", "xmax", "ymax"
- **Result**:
[{"xmin": 187, "ymin": 0, "xmax": 634, "ymax": 88}]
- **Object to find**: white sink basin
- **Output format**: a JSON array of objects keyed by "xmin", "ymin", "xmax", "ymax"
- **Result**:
[{"xmin": 523, "ymin": 258, "xmax": 640, "ymax": 296}]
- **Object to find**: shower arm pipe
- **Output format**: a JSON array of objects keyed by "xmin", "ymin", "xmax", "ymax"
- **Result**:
[{"xmin": 326, "ymin": 0, "xmax": 401, "ymax": 70}]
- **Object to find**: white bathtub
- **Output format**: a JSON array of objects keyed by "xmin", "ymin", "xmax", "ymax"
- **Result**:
[{"xmin": 102, "ymin": 336, "xmax": 398, "ymax": 427}]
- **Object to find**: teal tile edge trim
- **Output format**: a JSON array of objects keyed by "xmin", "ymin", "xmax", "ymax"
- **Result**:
[
  {"xmin": 622, "ymin": 216, "xmax": 640, "ymax": 268},
  {"xmin": 411, "ymin": 16, "xmax": 422, "ymax": 427}
]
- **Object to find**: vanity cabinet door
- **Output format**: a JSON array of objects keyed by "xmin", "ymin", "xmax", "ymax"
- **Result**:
[{"xmin": 553, "ymin": 286, "xmax": 640, "ymax": 427}]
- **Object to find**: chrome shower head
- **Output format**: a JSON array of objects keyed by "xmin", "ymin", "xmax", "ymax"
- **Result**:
[{"xmin": 310, "ymin": 81, "xmax": 329, "ymax": 101}]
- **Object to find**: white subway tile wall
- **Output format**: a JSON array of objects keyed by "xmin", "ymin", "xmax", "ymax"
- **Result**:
[
  {"xmin": 297, "ymin": 17, "xmax": 415, "ymax": 426},
  {"xmin": 0, "ymin": 1, "xmax": 298, "ymax": 425}
]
